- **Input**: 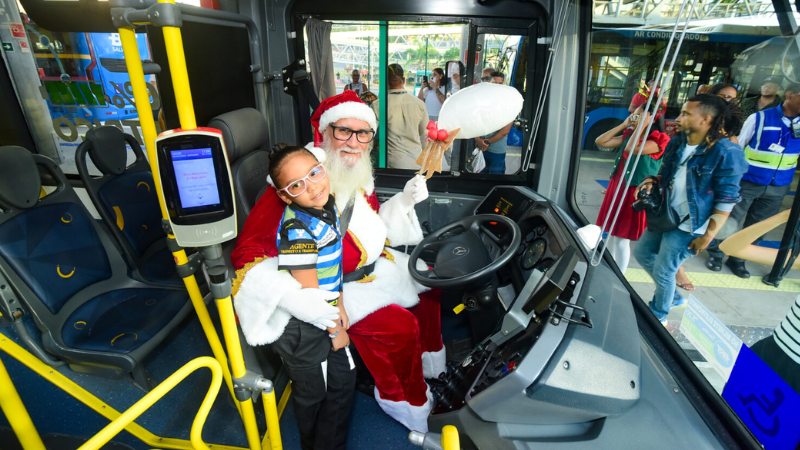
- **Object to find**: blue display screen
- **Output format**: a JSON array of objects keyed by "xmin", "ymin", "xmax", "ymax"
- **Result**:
[{"xmin": 170, "ymin": 148, "xmax": 221, "ymax": 209}]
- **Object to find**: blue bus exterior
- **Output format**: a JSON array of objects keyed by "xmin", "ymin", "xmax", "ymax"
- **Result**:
[
  {"xmin": 583, "ymin": 28, "xmax": 775, "ymax": 149},
  {"xmin": 39, "ymin": 32, "xmax": 150, "ymax": 122}
]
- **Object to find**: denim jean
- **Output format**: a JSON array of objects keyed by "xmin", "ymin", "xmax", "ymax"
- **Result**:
[
  {"xmin": 480, "ymin": 151, "xmax": 506, "ymax": 174},
  {"xmin": 633, "ymin": 228, "xmax": 696, "ymax": 321}
]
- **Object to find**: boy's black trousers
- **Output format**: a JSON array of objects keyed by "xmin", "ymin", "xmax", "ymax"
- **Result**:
[{"xmin": 272, "ymin": 318, "xmax": 356, "ymax": 450}]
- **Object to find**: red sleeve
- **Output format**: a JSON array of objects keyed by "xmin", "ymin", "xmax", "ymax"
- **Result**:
[
  {"xmin": 646, "ymin": 131, "xmax": 670, "ymax": 161},
  {"xmin": 365, "ymin": 190, "xmax": 380, "ymax": 212},
  {"xmin": 230, "ymin": 186, "xmax": 284, "ymax": 270},
  {"xmin": 629, "ymin": 93, "xmax": 645, "ymax": 109},
  {"xmin": 621, "ymin": 128, "xmax": 633, "ymax": 140}
]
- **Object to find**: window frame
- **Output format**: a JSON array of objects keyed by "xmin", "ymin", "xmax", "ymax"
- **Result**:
[{"xmin": 292, "ymin": 13, "xmax": 545, "ymax": 198}]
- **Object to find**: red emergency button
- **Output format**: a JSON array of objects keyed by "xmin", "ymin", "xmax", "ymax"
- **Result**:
[{"xmin": 507, "ymin": 361, "xmax": 516, "ymax": 371}]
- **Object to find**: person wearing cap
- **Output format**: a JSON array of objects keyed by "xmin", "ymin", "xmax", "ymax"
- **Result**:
[
  {"xmin": 231, "ymin": 90, "xmax": 443, "ymax": 433},
  {"xmin": 739, "ymin": 76, "xmax": 783, "ymax": 119},
  {"xmin": 705, "ymin": 83, "xmax": 800, "ymax": 278},
  {"xmin": 370, "ymin": 63, "xmax": 430, "ymax": 169}
]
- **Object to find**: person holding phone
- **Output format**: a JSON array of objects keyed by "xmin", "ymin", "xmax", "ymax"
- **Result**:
[
  {"xmin": 594, "ymin": 101, "xmax": 669, "ymax": 274},
  {"xmin": 417, "ymin": 67, "xmax": 445, "ymax": 120}
]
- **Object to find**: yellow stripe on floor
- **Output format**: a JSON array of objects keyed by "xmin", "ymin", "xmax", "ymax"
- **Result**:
[
  {"xmin": 625, "ymin": 268, "xmax": 800, "ymax": 293},
  {"xmin": 581, "ymin": 157, "xmax": 615, "ymax": 163}
]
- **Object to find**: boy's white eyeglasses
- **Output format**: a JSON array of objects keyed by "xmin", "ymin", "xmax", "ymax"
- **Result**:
[{"xmin": 279, "ymin": 164, "xmax": 327, "ymax": 197}]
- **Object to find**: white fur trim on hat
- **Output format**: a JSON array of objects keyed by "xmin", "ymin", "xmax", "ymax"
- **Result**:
[
  {"xmin": 318, "ymin": 101, "xmax": 378, "ymax": 134},
  {"xmin": 305, "ymin": 142, "xmax": 327, "ymax": 163}
]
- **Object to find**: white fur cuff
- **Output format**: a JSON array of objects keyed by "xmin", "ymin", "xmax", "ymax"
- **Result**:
[
  {"xmin": 374, "ymin": 386, "xmax": 433, "ymax": 432},
  {"xmin": 233, "ymin": 258, "xmax": 300, "ymax": 345},
  {"xmin": 379, "ymin": 193, "xmax": 424, "ymax": 247},
  {"xmin": 422, "ymin": 347, "xmax": 446, "ymax": 379}
]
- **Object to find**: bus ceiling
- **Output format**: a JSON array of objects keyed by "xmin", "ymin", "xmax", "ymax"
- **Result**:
[{"xmin": 20, "ymin": 0, "xmax": 553, "ymax": 33}]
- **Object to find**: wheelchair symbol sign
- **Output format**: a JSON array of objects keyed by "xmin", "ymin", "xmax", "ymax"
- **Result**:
[{"xmin": 722, "ymin": 345, "xmax": 800, "ymax": 450}]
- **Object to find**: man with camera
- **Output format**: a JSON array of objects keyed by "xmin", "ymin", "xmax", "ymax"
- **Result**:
[
  {"xmin": 633, "ymin": 95, "xmax": 747, "ymax": 325},
  {"xmin": 705, "ymin": 83, "xmax": 800, "ymax": 278}
]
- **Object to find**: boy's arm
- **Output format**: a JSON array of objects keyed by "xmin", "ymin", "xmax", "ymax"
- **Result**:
[{"xmin": 290, "ymin": 269, "xmax": 320, "ymax": 289}]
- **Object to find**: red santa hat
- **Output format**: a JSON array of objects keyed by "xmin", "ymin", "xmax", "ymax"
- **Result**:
[{"xmin": 311, "ymin": 90, "xmax": 378, "ymax": 146}]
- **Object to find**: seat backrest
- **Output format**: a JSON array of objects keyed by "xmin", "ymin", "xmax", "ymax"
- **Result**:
[
  {"xmin": 75, "ymin": 127, "xmax": 165, "ymax": 267},
  {"xmin": 0, "ymin": 147, "xmax": 119, "ymax": 317},
  {"xmin": 208, "ymin": 108, "xmax": 271, "ymax": 230}
]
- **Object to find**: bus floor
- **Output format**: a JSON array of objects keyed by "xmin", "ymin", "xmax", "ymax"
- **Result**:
[
  {"xmin": 576, "ymin": 150, "xmax": 800, "ymax": 392},
  {"xmin": 0, "ymin": 302, "xmax": 416, "ymax": 449}
]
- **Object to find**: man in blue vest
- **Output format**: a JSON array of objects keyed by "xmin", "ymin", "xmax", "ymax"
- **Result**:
[{"xmin": 706, "ymin": 83, "xmax": 800, "ymax": 278}]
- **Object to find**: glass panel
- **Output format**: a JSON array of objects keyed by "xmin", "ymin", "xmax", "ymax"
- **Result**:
[
  {"xmin": 468, "ymin": 32, "xmax": 529, "ymax": 175},
  {"xmin": 382, "ymin": 23, "xmax": 467, "ymax": 171},
  {"xmin": 7, "ymin": 4, "xmax": 161, "ymax": 175},
  {"xmin": 579, "ymin": 6, "xmax": 800, "ymax": 445}
]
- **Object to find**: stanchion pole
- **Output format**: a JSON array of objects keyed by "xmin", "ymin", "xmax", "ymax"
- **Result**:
[
  {"xmin": 117, "ymin": 27, "xmax": 239, "ymax": 414},
  {"xmin": 0, "ymin": 357, "xmax": 46, "ymax": 450},
  {"xmin": 155, "ymin": 2, "xmax": 263, "ymax": 448}
]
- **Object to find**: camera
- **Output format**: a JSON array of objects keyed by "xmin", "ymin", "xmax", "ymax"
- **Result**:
[{"xmin": 632, "ymin": 181, "xmax": 662, "ymax": 212}]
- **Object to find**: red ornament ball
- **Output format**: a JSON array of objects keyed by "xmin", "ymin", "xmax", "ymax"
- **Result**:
[
  {"xmin": 428, "ymin": 129, "xmax": 438, "ymax": 140},
  {"xmin": 437, "ymin": 129, "xmax": 449, "ymax": 141},
  {"xmin": 426, "ymin": 120, "xmax": 437, "ymax": 131}
]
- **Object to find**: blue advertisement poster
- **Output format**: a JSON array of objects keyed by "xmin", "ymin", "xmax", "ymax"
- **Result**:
[{"xmin": 722, "ymin": 345, "xmax": 800, "ymax": 450}]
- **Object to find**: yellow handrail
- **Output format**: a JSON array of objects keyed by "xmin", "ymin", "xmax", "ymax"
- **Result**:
[
  {"xmin": 441, "ymin": 425, "xmax": 460, "ymax": 450},
  {"xmin": 78, "ymin": 357, "xmax": 222, "ymax": 450},
  {"xmin": 0, "ymin": 332, "xmax": 245, "ymax": 450},
  {"xmin": 0, "ymin": 356, "xmax": 46, "ymax": 450}
]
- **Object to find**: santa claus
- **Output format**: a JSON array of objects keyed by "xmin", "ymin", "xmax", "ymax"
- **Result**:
[{"xmin": 231, "ymin": 90, "xmax": 444, "ymax": 432}]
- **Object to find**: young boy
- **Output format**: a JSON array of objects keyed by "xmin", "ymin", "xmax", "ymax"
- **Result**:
[{"xmin": 269, "ymin": 145, "xmax": 355, "ymax": 450}]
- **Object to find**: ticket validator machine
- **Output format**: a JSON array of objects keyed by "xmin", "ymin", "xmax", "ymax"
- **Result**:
[{"xmin": 154, "ymin": 128, "xmax": 237, "ymax": 247}]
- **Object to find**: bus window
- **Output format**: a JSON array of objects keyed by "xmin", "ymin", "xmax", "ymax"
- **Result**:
[
  {"xmin": 7, "ymin": 6, "xmax": 161, "ymax": 176},
  {"xmin": 472, "ymin": 32, "xmax": 530, "ymax": 175},
  {"xmin": 573, "ymin": 10, "xmax": 800, "ymax": 426},
  {"xmin": 383, "ymin": 23, "xmax": 467, "ymax": 171}
]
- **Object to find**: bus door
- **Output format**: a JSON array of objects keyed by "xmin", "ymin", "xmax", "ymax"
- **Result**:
[{"xmin": 469, "ymin": 26, "xmax": 534, "ymax": 175}]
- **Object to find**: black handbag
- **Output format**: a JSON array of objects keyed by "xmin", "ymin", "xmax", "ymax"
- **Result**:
[
  {"xmin": 641, "ymin": 146, "xmax": 693, "ymax": 233},
  {"xmin": 643, "ymin": 179, "xmax": 687, "ymax": 233}
]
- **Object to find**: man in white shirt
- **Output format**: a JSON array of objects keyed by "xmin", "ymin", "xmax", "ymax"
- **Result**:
[
  {"xmin": 633, "ymin": 95, "xmax": 747, "ymax": 325},
  {"xmin": 344, "ymin": 69, "xmax": 367, "ymax": 96},
  {"xmin": 371, "ymin": 64, "xmax": 429, "ymax": 169}
]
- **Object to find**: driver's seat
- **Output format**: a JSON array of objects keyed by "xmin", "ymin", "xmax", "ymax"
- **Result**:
[{"xmin": 208, "ymin": 108, "xmax": 271, "ymax": 233}]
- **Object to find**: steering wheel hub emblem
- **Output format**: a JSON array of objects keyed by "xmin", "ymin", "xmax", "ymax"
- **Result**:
[{"xmin": 453, "ymin": 246, "xmax": 469, "ymax": 256}]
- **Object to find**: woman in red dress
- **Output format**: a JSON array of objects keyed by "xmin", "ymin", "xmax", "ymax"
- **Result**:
[{"xmin": 595, "ymin": 102, "xmax": 669, "ymax": 273}]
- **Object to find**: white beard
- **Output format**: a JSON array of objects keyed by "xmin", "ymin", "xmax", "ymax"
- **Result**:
[{"xmin": 321, "ymin": 138, "xmax": 375, "ymax": 210}]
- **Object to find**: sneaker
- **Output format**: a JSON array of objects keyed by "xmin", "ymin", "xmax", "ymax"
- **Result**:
[
  {"xmin": 670, "ymin": 296, "xmax": 687, "ymax": 310},
  {"xmin": 660, "ymin": 318, "xmax": 668, "ymax": 327}
]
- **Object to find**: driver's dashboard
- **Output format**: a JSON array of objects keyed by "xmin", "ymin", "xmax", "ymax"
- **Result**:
[{"xmin": 475, "ymin": 186, "xmax": 570, "ymax": 282}]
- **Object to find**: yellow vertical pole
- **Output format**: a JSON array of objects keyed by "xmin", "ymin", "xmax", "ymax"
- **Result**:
[
  {"xmin": 441, "ymin": 425, "xmax": 460, "ymax": 450},
  {"xmin": 154, "ymin": 2, "xmax": 262, "ymax": 449},
  {"xmin": 261, "ymin": 389, "xmax": 283, "ymax": 450},
  {"xmin": 0, "ymin": 357, "xmax": 46, "ymax": 450},
  {"xmin": 216, "ymin": 297, "xmax": 264, "ymax": 450},
  {"xmin": 117, "ymin": 28, "xmax": 240, "ymax": 414}
]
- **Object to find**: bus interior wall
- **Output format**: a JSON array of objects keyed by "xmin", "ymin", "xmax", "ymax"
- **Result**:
[{"xmin": 148, "ymin": 22, "xmax": 256, "ymax": 130}]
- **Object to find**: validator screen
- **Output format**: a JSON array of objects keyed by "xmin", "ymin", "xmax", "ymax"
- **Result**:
[{"xmin": 170, "ymin": 148, "xmax": 221, "ymax": 209}]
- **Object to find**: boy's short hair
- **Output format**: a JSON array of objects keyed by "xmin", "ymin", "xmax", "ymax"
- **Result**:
[{"xmin": 268, "ymin": 143, "xmax": 316, "ymax": 189}]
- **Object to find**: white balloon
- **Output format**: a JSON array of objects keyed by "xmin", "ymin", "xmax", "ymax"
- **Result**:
[{"xmin": 437, "ymin": 83, "xmax": 524, "ymax": 139}]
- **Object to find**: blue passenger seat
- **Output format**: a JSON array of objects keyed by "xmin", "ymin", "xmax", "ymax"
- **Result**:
[
  {"xmin": 0, "ymin": 146, "xmax": 194, "ymax": 388},
  {"xmin": 75, "ymin": 126, "xmax": 180, "ymax": 285}
]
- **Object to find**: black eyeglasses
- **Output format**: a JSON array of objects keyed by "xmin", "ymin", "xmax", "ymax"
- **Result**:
[
  {"xmin": 329, "ymin": 124, "xmax": 376, "ymax": 143},
  {"xmin": 481, "ymin": 76, "xmax": 492, "ymax": 81}
]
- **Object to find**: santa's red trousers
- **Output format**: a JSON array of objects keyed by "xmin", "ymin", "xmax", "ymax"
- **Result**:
[{"xmin": 348, "ymin": 289, "xmax": 442, "ymax": 406}]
